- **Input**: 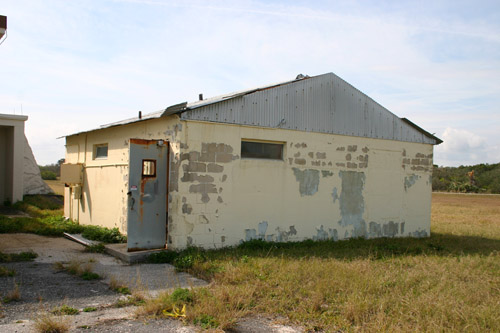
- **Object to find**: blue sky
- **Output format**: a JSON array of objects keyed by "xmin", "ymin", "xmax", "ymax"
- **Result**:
[{"xmin": 1, "ymin": 0, "xmax": 499, "ymax": 166}]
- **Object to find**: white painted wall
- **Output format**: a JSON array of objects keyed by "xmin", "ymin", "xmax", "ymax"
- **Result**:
[{"xmin": 65, "ymin": 117, "xmax": 434, "ymax": 250}]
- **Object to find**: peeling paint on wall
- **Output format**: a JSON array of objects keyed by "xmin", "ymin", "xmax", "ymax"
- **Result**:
[
  {"xmin": 321, "ymin": 170, "xmax": 333, "ymax": 178},
  {"xmin": 275, "ymin": 225, "xmax": 297, "ymax": 241},
  {"xmin": 404, "ymin": 174, "xmax": 420, "ymax": 191},
  {"xmin": 292, "ymin": 168, "xmax": 320, "ymax": 196},
  {"xmin": 338, "ymin": 171, "xmax": 366, "ymax": 238},
  {"xmin": 331, "ymin": 187, "xmax": 338, "ymax": 203},
  {"xmin": 258, "ymin": 221, "xmax": 268, "ymax": 239}
]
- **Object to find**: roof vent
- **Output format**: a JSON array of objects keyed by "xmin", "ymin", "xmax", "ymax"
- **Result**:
[
  {"xmin": 138, "ymin": 111, "xmax": 142, "ymax": 119},
  {"xmin": 199, "ymin": 93, "xmax": 203, "ymax": 101},
  {"xmin": 296, "ymin": 74, "xmax": 309, "ymax": 80},
  {"xmin": 0, "ymin": 15, "xmax": 7, "ymax": 45}
]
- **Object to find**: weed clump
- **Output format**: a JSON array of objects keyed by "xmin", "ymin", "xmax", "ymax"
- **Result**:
[
  {"xmin": 2, "ymin": 281, "xmax": 20, "ymax": 303},
  {"xmin": 52, "ymin": 305, "xmax": 79, "ymax": 315},
  {"xmin": 83, "ymin": 307, "xmax": 97, "ymax": 312},
  {"xmin": 84, "ymin": 243, "xmax": 106, "ymax": 253},
  {"xmin": 0, "ymin": 265, "xmax": 15, "ymax": 277},
  {"xmin": 34, "ymin": 312, "xmax": 70, "ymax": 333},
  {"xmin": 147, "ymin": 251, "xmax": 179, "ymax": 263},
  {"xmin": 0, "ymin": 251, "xmax": 37, "ymax": 262}
]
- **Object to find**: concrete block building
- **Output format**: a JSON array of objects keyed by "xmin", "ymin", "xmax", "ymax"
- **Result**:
[{"xmin": 62, "ymin": 73, "xmax": 442, "ymax": 251}]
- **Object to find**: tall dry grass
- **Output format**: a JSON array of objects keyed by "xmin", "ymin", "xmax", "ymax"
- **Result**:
[{"xmin": 141, "ymin": 193, "xmax": 500, "ymax": 331}]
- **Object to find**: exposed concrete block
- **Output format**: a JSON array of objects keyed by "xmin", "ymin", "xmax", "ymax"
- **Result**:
[
  {"xmin": 207, "ymin": 163, "xmax": 224, "ymax": 173},
  {"xmin": 216, "ymin": 153, "xmax": 233, "ymax": 163}
]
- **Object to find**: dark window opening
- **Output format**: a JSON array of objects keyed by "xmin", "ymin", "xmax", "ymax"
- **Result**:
[
  {"xmin": 241, "ymin": 141, "xmax": 284, "ymax": 160},
  {"xmin": 142, "ymin": 159, "xmax": 156, "ymax": 177},
  {"xmin": 94, "ymin": 144, "xmax": 108, "ymax": 159}
]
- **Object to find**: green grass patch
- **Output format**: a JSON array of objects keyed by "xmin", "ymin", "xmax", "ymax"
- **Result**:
[
  {"xmin": 0, "ymin": 251, "xmax": 37, "ymax": 263},
  {"xmin": 0, "ymin": 265, "xmax": 15, "ymax": 277},
  {"xmin": 139, "ymin": 194, "xmax": 500, "ymax": 331},
  {"xmin": 52, "ymin": 305, "xmax": 79, "ymax": 315},
  {"xmin": 0, "ymin": 196, "xmax": 126, "ymax": 244},
  {"xmin": 83, "ymin": 307, "xmax": 97, "ymax": 312},
  {"xmin": 84, "ymin": 243, "xmax": 106, "ymax": 253}
]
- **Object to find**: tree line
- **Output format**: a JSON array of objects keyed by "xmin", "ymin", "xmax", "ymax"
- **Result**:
[
  {"xmin": 39, "ymin": 158, "xmax": 64, "ymax": 180},
  {"xmin": 432, "ymin": 163, "xmax": 500, "ymax": 194}
]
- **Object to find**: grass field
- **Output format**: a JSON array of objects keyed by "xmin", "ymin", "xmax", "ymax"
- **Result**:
[
  {"xmin": 44, "ymin": 179, "xmax": 65, "ymax": 196},
  {"xmin": 1, "ymin": 193, "xmax": 499, "ymax": 331},
  {"xmin": 141, "ymin": 193, "xmax": 500, "ymax": 332}
]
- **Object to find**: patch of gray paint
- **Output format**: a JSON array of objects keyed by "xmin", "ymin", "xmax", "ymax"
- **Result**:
[
  {"xmin": 383, "ymin": 221, "xmax": 399, "ymax": 237},
  {"xmin": 410, "ymin": 230, "xmax": 428, "ymax": 238},
  {"xmin": 258, "ymin": 221, "xmax": 268, "ymax": 239},
  {"xmin": 275, "ymin": 226, "xmax": 297, "ymax": 242},
  {"xmin": 308, "ymin": 152, "xmax": 314, "ymax": 158},
  {"xmin": 338, "ymin": 171, "xmax": 366, "ymax": 238},
  {"xmin": 182, "ymin": 203, "xmax": 192, "ymax": 214},
  {"xmin": 294, "ymin": 152, "xmax": 301, "ymax": 157},
  {"xmin": 321, "ymin": 170, "xmax": 333, "ymax": 178},
  {"xmin": 187, "ymin": 236, "xmax": 193, "ymax": 245},
  {"xmin": 400, "ymin": 222, "xmax": 405, "ymax": 234},
  {"xmin": 328, "ymin": 228, "xmax": 338, "ymax": 241},
  {"xmin": 217, "ymin": 196, "xmax": 223, "ymax": 203},
  {"xmin": 245, "ymin": 229, "xmax": 257, "ymax": 241},
  {"xmin": 294, "ymin": 158, "xmax": 306, "ymax": 165},
  {"xmin": 314, "ymin": 225, "xmax": 329, "ymax": 241},
  {"xmin": 200, "ymin": 215, "xmax": 209, "ymax": 224},
  {"xmin": 368, "ymin": 222, "xmax": 382, "ymax": 238},
  {"xmin": 347, "ymin": 145, "xmax": 357, "ymax": 152},
  {"xmin": 344, "ymin": 230, "xmax": 349, "ymax": 239},
  {"xmin": 404, "ymin": 174, "xmax": 420, "ymax": 191},
  {"xmin": 362, "ymin": 147, "xmax": 369, "ymax": 153},
  {"xmin": 336, "ymin": 147, "xmax": 345, "ymax": 151},
  {"xmin": 266, "ymin": 235, "xmax": 274, "ymax": 242},
  {"xmin": 292, "ymin": 168, "xmax": 320, "ymax": 196},
  {"xmin": 316, "ymin": 152, "xmax": 326, "ymax": 159},
  {"xmin": 345, "ymin": 153, "xmax": 352, "ymax": 161},
  {"xmin": 331, "ymin": 187, "xmax": 338, "ymax": 203},
  {"xmin": 222, "ymin": 175, "xmax": 227, "ymax": 182}
]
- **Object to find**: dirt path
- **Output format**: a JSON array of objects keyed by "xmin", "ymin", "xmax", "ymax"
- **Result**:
[{"xmin": 0, "ymin": 234, "xmax": 303, "ymax": 332}]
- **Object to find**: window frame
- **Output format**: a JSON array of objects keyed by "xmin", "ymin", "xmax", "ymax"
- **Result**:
[
  {"xmin": 240, "ymin": 139, "xmax": 285, "ymax": 161},
  {"xmin": 142, "ymin": 159, "xmax": 157, "ymax": 178},
  {"xmin": 93, "ymin": 143, "xmax": 108, "ymax": 160}
]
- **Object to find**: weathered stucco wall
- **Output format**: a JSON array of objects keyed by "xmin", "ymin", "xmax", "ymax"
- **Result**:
[
  {"xmin": 169, "ymin": 120, "xmax": 433, "ymax": 249},
  {"xmin": 64, "ymin": 116, "xmax": 182, "ymax": 232},
  {"xmin": 23, "ymin": 135, "xmax": 53, "ymax": 195}
]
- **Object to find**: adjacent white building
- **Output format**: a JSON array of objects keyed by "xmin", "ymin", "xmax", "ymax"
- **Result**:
[{"xmin": 0, "ymin": 113, "xmax": 52, "ymax": 204}]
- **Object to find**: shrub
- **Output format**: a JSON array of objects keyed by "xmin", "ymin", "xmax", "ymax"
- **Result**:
[
  {"xmin": 147, "ymin": 251, "xmax": 179, "ymax": 264},
  {"xmin": 40, "ymin": 171, "xmax": 57, "ymax": 180}
]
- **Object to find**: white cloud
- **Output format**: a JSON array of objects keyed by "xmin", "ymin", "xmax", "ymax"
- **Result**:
[
  {"xmin": 434, "ymin": 128, "xmax": 491, "ymax": 166},
  {"xmin": 1, "ymin": 0, "xmax": 499, "ymax": 166}
]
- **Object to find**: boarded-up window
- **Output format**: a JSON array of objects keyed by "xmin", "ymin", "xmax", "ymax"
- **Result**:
[
  {"xmin": 241, "ymin": 141, "xmax": 283, "ymax": 160},
  {"xmin": 93, "ymin": 144, "xmax": 108, "ymax": 159},
  {"xmin": 142, "ymin": 159, "xmax": 156, "ymax": 177}
]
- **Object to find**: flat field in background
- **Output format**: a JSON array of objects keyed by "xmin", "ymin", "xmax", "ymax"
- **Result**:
[
  {"xmin": 44, "ymin": 179, "xmax": 64, "ymax": 196},
  {"xmin": 143, "ymin": 192, "xmax": 500, "ymax": 331}
]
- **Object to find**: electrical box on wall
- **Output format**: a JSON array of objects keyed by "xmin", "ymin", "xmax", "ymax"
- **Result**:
[{"xmin": 61, "ymin": 163, "xmax": 84, "ymax": 185}]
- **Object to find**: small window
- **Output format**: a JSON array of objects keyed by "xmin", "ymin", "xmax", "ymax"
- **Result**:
[
  {"xmin": 142, "ymin": 159, "xmax": 156, "ymax": 177},
  {"xmin": 241, "ymin": 140, "xmax": 284, "ymax": 160},
  {"xmin": 93, "ymin": 144, "xmax": 108, "ymax": 159}
]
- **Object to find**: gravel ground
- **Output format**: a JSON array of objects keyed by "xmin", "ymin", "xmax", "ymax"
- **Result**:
[{"xmin": 0, "ymin": 234, "xmax": 303, "ymax": 332}]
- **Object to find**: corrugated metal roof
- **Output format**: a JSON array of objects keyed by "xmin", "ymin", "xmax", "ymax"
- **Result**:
[
  {"xmin": 63, "ymin": 73, "xmax": 442, "ymax": 145},
  {"xmin": 181, "ymin": 73, "xmax": 442, "ymax": 145}
]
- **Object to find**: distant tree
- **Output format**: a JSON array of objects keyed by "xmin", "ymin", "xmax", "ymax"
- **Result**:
[
  {"xmin": 41, "ymin": 170, "xmax": 57, "ymax": 180},
  {"xmin": 432, "ymin": 163, "xmax": 500, "ymax": 194},
  {"xmin": 39, "ymin": 158, "xmax": 65, "ymax": 178}
]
